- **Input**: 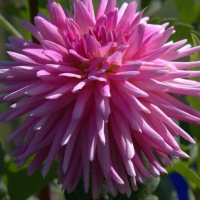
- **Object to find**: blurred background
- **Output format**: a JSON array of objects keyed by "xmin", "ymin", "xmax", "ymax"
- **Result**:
[{"xmin": 1, "ymin": 0, "xmax": 200, "ymax": 199}]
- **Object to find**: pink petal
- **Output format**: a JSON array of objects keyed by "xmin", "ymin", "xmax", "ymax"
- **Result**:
[
  {"xmin": 97, "ymin": 124, "xmax": 111, "ymax": 176},
  {"xmin": 82, "ymin": 0, "xmax": 95, "ymax": 22},
  {"xmin": 72, "ymin": 85, "xmax": 93, "ymax": 119},
  {"xmin": 96, "ymin": 0, "xmax": 108, "ymax": 20},
  {"xmin": 74, "ymin": 1, "xmax": 95, "ymax": 33},
  {"xmin": 94, "ymin": 89, "xmax": 111, "ymax": 121},
  {"xmin": 49, "ymin": 2, "xmax": 66, "ymax": 30},
  {"xmin": 34, "ymin": 17, "xmax": 66, "ymax": 46},
  {"xmin": 105, "ymin": 0, "xmax": 116, "ymax": 15}
]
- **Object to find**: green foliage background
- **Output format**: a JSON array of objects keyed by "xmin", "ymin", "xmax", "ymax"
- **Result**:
[{"xmin": 1, "ymin": 0, "xmax": 200, "ymax": 199}]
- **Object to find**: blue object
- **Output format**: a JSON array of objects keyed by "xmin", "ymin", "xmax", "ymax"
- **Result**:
[{"xmin": 169, "ymin": 172, "xmax": 189, "ymax": 200}]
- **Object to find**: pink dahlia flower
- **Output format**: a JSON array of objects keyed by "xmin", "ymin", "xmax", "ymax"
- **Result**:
[{"xmin": 2, "ymin": 0, "xmax": 200, "ymax": 198}]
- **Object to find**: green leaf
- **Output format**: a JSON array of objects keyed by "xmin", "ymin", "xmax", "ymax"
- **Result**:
[
  {"xmin": 187, "ymin": 104, "xmax": 200, "ymax": 140},
  {"xmin": 187, "ymin": 34, "xmax": 200, "ymax": 141},
  {"xmin": 0, "ymin": 14, "xmax": 23, "ymax": 38},
  {"xmin": 146, "ymin": 195, "xmax": 158, "ymax": 200},
  {"xmin": 172, "ymin": 161, "xmax": 200, "ymax": 188},
  {"xmin": 0, "ymin": 143, "xmax": 9, "ymax": 200},
  {"xmin": 131, "ymin": 178, "xmax": 160, "ymax": 200},
  {"xmin": 114, "ymin": 177, "xmax": 160, "ymax": 200},
  {"xmin": 64, "ymin": 179, "xmax": 112, "ymax": 200},
  {"xmin": 38, "ymin": 0, "xmax": 74, "ymax": 13},
  {"xmin": 0, "ymin": 142, "xmax": 5, "ymax": 177},
  {"xmin": 1, "ymin": 4, "xmax": 28, "ymax": 20},
  {"xmin": 154, "ymin": 176, "xmax": 178, "ymax": 200},
  {"xmin": 58, "ymin": 0, "xmax": 73, "ymax": 13},
  {"xmin": 187, "ymin": 34, "xmax": 200, "ymax": 182},
  {"xmin": 37, "ymin": 0, "xmax": 72, "ymax": 18},
  {"xmin": 117, "ymin": 0, "xmax": 138, "ymax": 7},
  {"xmin": 93, "ymin": 0, "xmax": 100, "ymax": 13},
  {"xmin": 190, "ymin": 34, "xmax": 200, "ymax": 63},
  {"xmin": 64, "ymin": 179, "xmax": 92, "ymax": 200},
  {"xmin": 64, "ymin": 177, "xmax": 160, "ymax": 200},
  {"xmin": 170, "ymin": 22, "xmax": 194, "ymax": 44},
  {"xmin": 153, "ymin": 0, "xmax": 180, "ymax": 20},
  {"xmin": 173, "ymin": 0, "xmax": 200, "ymax": 24},
  {"xmin": 141, "ymin": 0, "xmax": 152, "ymax": 9},
  {"xmin": 4, "ymin": 160, "xmax": 57, "ymax": 200},
  {"xmin": 37, "ymin": 0, "xmax": 47, "ymax": 8},
  {"xmin": 149, "ymin": 18, "xmax": 195, "ymax": 44},
  {"xmin": 189, "ymin": 143, "xmax": 198, "ymax": 166},
  {"xmin": 0, "ymin": 180, "xmax": 9, "ymax": 200}
]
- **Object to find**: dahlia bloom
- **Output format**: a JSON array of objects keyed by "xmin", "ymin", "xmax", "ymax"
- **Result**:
[{"xmin": 2, "ymin": 0, "xmax": 200, "ymax": 198}]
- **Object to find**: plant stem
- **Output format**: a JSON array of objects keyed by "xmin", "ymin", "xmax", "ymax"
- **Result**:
[
  {"xmin": 28, "ymin": 0, "xmax": 39, "ymax": 43},
  {"xmin": 0, "ymin": 14, "xmax": 23, "ymax": 38}
]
